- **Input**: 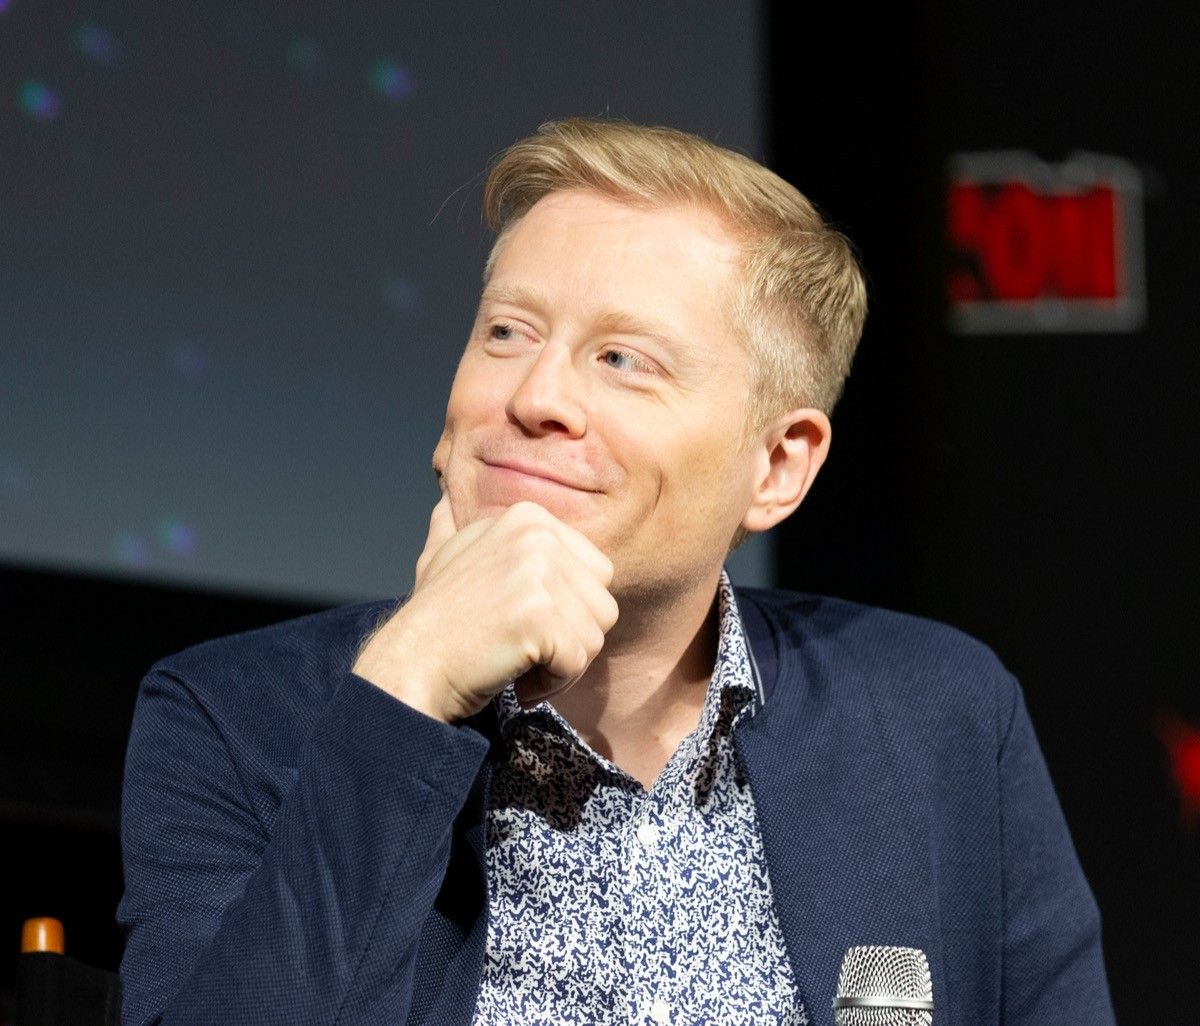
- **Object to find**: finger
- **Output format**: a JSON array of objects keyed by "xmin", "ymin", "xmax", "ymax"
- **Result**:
[
  {"xmin": 553, "ymin": 556, "xmax": 620, "ymax": 634},
  {"xmin": 414, "ymin": 493, "xmax": 459, "ymax": 584},
  {"xmin": 430, "ymin": 490, "xmax": 458, "ymax": 541},
  {"xmin": 513, "ymin": 557, "xmax": 615, "ymax": 707},
  {"xmin": 504, "ymin": 501, "xmax": 614, "ymax": 585},
  {"xmin": 535, "ymin": 580, "xmax": 607, "ymax": 693}
]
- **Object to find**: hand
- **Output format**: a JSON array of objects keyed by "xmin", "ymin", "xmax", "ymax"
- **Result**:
[{"xmin": 352, "ymin": 496, "xmax": 619, "ymax": 722}]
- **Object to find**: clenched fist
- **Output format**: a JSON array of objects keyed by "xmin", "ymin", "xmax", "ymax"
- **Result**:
[{"xmin": 352, "ymin": 497, "xmax": 619, "ymax": 722}]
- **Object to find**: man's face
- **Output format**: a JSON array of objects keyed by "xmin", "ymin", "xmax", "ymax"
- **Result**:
[{"xmin": 433, "ymin": 188, "xmax": 761, "ymax": 601}]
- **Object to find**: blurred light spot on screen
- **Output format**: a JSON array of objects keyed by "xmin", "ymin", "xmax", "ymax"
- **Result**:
[
  {"xmin": 369, "ymin": 60, "xmax": 413, "ymax": 101},
  {"xmin": 18, "ymin": 81, "xmax": 62, "ymax": 121},
  {"xmin": 72, "ymin": 23, "xmax": 126, "ymax": 69},
  {"xmin": 158, "ymin": 520, "xmax": 198, "ymax": 558},
  {"xmin": 287, "ymin": 37, "xmax": 325, "ymax": 77},
  {"xmin": 114, "ymin": 532, "xmax": 152, "ymax": 570},
  {"xmin": 170, "ymin": 342, "xmax": 210, "ymax": 385},
  {"xmin": 380, "ymin": 273, "xmax": 422, "ymax": 317},
  {"xmin": 0, "ymin": 1, "xmax": 13, "ymax": 16}
]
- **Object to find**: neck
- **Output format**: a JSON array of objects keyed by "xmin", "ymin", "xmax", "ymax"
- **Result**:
[{"xmin": 547, "ymin": 569, "xmax": 724, "ymax": 787}]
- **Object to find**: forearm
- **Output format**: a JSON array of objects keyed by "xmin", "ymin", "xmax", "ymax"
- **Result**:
[{"xmin": 118, "ymin": 669, "xmax": 489, "ymax": 1025}]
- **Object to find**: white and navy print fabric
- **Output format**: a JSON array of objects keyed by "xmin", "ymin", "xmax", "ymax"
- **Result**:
[{"xmin": 471, "ymin": 572, "xmax": 809, "ymax": 1026}]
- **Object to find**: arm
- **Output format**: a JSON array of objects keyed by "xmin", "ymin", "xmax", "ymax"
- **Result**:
[
  {"xmin": 998, "ymin": 682, "xmax": 1116, "ymax": 1024},
  {"xmin": 117, "ymin": 665, "xmax": 489, "ymax": 1026},
  {"xmin": 119, "ymin": 499, "xmax": 616, "ymax": 1024}
]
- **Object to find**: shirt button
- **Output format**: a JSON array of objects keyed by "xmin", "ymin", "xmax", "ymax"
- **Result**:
[
  {"xmin": 636, "ymin": 822, "xmax": 660, "ymax": 848},
  {"xmin": 650, "ymin": 998, "xmax": 671, "ymax": 1023}
]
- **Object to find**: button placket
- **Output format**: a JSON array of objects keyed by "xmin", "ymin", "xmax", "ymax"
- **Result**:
[{"xmin": 635, "ymin": 819, "xmax": 660, "ymax": 848}]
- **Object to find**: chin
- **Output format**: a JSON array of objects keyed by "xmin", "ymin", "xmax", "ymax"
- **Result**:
[{"xmin": 466, "ymin": 488, "xmax": 601, "ymax": 526}]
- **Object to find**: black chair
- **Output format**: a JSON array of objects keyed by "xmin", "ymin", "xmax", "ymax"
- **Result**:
[{"xmin": 15, "ymin": 918, "xmax": 120, "ymax": 1026}]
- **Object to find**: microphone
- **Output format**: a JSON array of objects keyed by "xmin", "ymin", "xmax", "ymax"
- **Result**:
[{"xmin": 833, "ymin": 945, "xmax": 934, "ymax": 1025}]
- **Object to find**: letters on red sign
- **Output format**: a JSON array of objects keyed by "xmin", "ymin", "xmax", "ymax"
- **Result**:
[{"xmin": 948, "ymin": 181, "xmax": 1119, "ymax": 304}]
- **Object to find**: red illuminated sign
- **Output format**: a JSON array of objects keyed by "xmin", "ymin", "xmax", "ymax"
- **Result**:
[
  {"xmin": 1157, "ymin": 711, "xmax": 1200, "ymax": 828},
  {"xmin": 947, "ymin": 152, "xmax": 1144, "ymax": 333}
]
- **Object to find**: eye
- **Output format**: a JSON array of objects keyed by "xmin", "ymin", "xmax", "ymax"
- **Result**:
[
  {"xmin": 482, "ymin": 321, "xmax": 538, "ymax": 352},
  {"xmin": 601, "ymin": 348, "xmax": 653, "ymax": 374}
]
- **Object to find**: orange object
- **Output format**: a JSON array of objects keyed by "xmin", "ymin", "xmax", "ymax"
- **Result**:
[{"xmin": 21, "ymin": 917, "xmax": 65, "ymax": 954}]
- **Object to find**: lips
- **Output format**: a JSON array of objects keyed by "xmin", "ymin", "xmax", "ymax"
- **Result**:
[{"xmin": 481, "ymin": 458, "xmax": 601, "ymax": 493}]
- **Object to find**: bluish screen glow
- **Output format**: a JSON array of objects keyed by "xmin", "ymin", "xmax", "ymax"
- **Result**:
[{"xmin": 0, "ymin": 1, "xmax": 767, "ymax": 601}]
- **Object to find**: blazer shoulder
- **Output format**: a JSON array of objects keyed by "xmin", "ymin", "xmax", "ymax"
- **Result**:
[
  {"xmin": 737, "ymin": 586, "xmax": 1019, "ymax": 742},
  {"xmin": 147, "ymin": 598, "xmax": 397, "ymax": 706}
]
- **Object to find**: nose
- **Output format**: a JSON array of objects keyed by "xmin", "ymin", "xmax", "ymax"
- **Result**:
[{"xmin": 505, "ymin": 341, "xmax": 587, "ymax": 437}]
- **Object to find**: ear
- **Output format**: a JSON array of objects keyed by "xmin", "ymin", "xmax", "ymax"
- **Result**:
[{"xmin": 741, "ymin": 408, "xmax": 832, "ymax": 534}]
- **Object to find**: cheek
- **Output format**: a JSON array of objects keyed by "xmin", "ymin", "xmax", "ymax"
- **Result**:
[
  {"xmin": 455, "ymin": 348, "xmax": 520, "ymax": 406},
  {"xmin": 661, "ymin": 438, "xmax": 754, "ymax": 525},
  {"xmin": 605, "ymin": 415, "xmax": 724, "ymax": 514},
  {"xmin": 598, "ymin": 419, "xmax": 658, "ymax": 495},
  {"xmin": 436, "ymin": 359, "xmax": 502, "ymax": 466}
]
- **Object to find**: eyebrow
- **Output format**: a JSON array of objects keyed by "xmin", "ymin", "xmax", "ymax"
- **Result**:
[
  {"xmin": 478, "ymin": 283, "xmax": 548, "ymax": 312},
  {"xmin": 478, "ymin": 284, "xmax": 688, "ymax": 356}
]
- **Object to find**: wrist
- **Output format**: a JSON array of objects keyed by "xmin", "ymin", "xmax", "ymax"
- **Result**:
[
  {"xmin": 352, "ymin": 625, "xmax": 462, "ymax": 723},
  {"xmin": 389, "ymin": 672, "xmax": 462, "ymax": 724}
]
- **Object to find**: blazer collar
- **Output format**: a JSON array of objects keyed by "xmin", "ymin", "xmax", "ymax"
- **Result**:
[{"xmin": 734, "ymin": 592, "xmax": 943, "ymax": 1026}]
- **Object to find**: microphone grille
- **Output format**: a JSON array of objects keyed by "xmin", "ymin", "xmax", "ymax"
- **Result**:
[{"xmin": 834, "ymin": 945, "xmax": 933, "ymax": 1026}]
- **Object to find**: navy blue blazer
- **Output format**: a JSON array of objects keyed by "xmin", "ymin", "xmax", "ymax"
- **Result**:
[{"xmin": 117, "ymin": 588, "xmax": 1115, "ymax": 1025}]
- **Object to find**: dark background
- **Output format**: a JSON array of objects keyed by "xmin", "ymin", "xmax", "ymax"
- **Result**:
[
  {"xmin": 4, "ymin": 0, "xmax": 1198, "ymax": 1022},
  {"xmin": 770, "ymin": 0, "xmax": 1199, "ymax": 1021}
]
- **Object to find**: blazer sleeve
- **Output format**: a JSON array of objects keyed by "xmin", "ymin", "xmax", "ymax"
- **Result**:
[
  {"xmin": 997, "ymin": 680, "xmax": 1116, "ymax": 1025},
  {"xmin": 117, "ymin": 666, "xmax": 490, "ymax": 1026}
]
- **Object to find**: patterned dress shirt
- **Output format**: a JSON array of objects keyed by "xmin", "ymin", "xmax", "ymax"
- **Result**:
[{"xmin": 471, "ymin": 572, "xmax": 809, "ymax": 1026}]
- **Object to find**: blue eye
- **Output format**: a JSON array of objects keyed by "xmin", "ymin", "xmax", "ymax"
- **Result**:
[
  {"xmin": 604, "ymin": 350, "xmax": 629, "ymax": 369},
  {"xmin": 490, "ymin": 323, "xmax": 516, "ymax": 340},
  {"xmin": 603, "ymin": 349, "xmax": 648, "ymax": 373}
]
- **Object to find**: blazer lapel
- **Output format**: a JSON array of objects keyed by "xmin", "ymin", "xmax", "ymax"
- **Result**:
[{"xmin": 735, "ymin": 599, "xmax": 942, "ymax": 1026}]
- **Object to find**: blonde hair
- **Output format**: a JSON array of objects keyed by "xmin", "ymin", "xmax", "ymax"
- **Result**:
[{"xmin": 482, "ymin": 117, "xmax": 867, "ymax": 422}]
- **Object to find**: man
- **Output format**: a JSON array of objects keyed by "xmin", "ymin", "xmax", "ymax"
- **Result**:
[{"xmin": 117, "ymin": 119, "xmax": 1115, "ymax": 1025}]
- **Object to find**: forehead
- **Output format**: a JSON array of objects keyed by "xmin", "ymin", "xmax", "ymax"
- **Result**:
[{"xmin": 485, "ymin": 189, "xmax": 743, "ymax": 334}]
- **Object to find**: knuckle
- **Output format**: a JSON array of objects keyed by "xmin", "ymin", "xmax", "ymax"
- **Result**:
[
  {"xmin": 513, "ymin": 529, "xmax": 557, "ymax": 568},
  {"xmin": 507, "ymin": 500, "xmax": 544, "ymax": 526},
  {"xmin": 520, "ymin": 636, "xmax": 545, "ymax": 668},
  {"xmin": 584, "ymin": 624, "xmax": 605, "ymax": 656},
  {"xmin": 514, "ymin": 524, "xmax": 548, "ymax": 550},
  {"xmin": 515, "ymin": 587, "xmax": 555, "ymax": 626},
  {"xmin": 566, "ymin": 643, "xmax": 589, "ymax": 677}
]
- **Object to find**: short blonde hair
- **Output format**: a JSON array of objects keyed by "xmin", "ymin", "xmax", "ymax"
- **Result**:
[{"xmin": 482, "ymin": 117, "xmax": 867, "ymax": 422}]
